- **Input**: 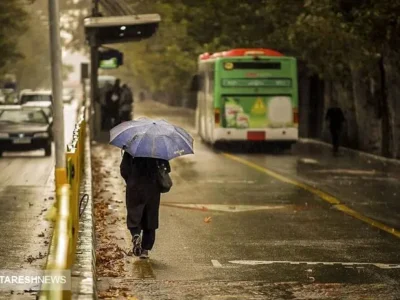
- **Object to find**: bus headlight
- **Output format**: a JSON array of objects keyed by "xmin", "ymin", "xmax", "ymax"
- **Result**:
[{"xmin": 34, "ymin": 132, "xmax": 49, "ymax": 138}]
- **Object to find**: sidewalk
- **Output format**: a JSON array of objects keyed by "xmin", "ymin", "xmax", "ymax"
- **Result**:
[{"xmin": 294, "ymin": 139, "xmax": 400, "ymax": 176}]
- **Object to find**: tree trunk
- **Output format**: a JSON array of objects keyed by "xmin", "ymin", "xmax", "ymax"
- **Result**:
[
  {"xmin": 322, "ymin": 80, "xmax": 358, "ymax": 148},
  {"xmin": 378, "ymin": 54, "xmax": 395, "ymax": 158},
  {"xmin": 298, "ymin": 75, "xmax": 310, "ymax": 138},
  {"xmin": 351, "ymin": 64, "xmax": 381, "ymax": 154},
  {"xmin": 381, "ymin": 51, "xmax": 400, "ymax": 158}
]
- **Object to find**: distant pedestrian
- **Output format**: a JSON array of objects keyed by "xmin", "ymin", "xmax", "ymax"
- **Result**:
[
  {"xmin": 325, "ymin": 106, "xmax": 346, "ymax": 154},
  {"xmin": 106, "ymin": 79, "xmax": 122, "ymax": 127},
  {"xmin": 119, "ymin": 84, "xmax": 134, "ymax": 122},
  {"xmin": 100, "ymin": 82, "xmax": 112, "ymax": 130},
  {"xmin": 120, "ymin": 151, "xmax": 171, "ymax": 259}
]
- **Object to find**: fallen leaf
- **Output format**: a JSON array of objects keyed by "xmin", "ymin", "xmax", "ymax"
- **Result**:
[{"xmin": 204, "ymin": 216, "xmax": 212, "ymax": 223}]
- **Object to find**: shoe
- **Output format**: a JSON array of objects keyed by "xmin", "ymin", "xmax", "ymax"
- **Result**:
[
  {"xmin": 140, "ymin": 249, "xmax": 149, "ymax": 259},
  {"xmin": 132, "ymin": 234, "xmax": 142, "ymax": 257}
]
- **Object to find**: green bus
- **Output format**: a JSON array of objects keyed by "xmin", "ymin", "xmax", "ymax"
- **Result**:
[{"xmin": 195, "ymin": 48, "xmax": 299, "ymax": 146}]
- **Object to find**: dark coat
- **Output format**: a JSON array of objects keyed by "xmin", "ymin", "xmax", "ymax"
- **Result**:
[
  {"xmin": 106, "ymin": 87, "xmax": 122, "ymax": 116},
  {"xmin": 120, "ymin": 152, "xmax": 170, "ymax": 230},
  {"xmin": 325, "ymin": 107, "xmax": 345, "ymax": 131}
]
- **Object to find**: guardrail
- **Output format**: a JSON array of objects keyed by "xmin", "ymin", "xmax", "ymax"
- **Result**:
[{"xmin": 39, "ymin": 106, "xmax": 87, "ymax": 300}]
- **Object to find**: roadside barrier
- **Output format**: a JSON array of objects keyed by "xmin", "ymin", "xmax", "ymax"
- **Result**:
[{"xmin": 39, "ymin": 106, "xmax": 87, "ymax": 300}]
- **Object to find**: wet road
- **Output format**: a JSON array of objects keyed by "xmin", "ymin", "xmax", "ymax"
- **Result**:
[
  {"xmin": 0, "ymin": 101, "xmax": 78, "ymax": 299},
  {"xmin": 95, "ymin": 101, "xmax": 400, "ymax": 299}
]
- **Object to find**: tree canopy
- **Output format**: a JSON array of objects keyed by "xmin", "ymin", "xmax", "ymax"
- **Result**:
[
  {"xmin": 0, "ymin": 1, "xmax": 28, "ymax": 72},
  {"xmin": 1, "ymin": 0, "xmax": 79, "ymax": 88},
  {"xmin": 109, "ymin": 0, "xmax": 399, "ymax": 102}
]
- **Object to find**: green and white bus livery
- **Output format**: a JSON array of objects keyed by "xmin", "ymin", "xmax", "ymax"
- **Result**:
[{"xmin": 195, "ymin": 48, "xmax": 299, "ymax": 145}]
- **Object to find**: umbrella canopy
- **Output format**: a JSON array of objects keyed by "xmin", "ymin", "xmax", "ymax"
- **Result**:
[{"xmin": 110, "ymin": 118, "xmax": 194, "ymax": 160}]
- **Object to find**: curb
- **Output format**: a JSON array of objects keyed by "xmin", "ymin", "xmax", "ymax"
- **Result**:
[
  {"xmin": 71, "ymin": 123, "xmax": 98, "ymax": 299},
  {"xmin": 294, "ymin": 138, "xmax": 400, "ymax": 172}
]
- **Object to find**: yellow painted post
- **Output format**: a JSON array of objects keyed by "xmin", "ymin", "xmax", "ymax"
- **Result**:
[
  {"xmin": 39, "ymin": 185, "xmax": 72, "ymax": 300},
  {"xmin": 40, "ymin": 109, "xmax": 87, "ymax": 300}
]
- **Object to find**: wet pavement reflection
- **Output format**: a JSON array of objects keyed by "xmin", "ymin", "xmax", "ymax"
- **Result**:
[
  {"xmin": 94, "ymin": 101, "xmax": 400, "ymax": 299},
  {"xmin": 0, "ymin": 102, "xmax": 77, "ymax": 299}
]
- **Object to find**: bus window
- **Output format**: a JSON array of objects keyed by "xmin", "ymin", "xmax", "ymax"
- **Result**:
[{"xmin": 227, "ymin": 62, "xmax": 281, "ymax": 70}]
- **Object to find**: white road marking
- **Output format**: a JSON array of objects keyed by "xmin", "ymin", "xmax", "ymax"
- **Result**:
[
  {"xmin": 162, "ymin": 203, "xmax": 291, "ymax": 212},
  {"xmin": 200, "ymin": 180, "xmax": 256, "ymax": 184},
  {"xmin": 228, "ymin": 260, "xmax": 400, "ymax": 269},
  {"xmin": 299, "ymin": 158, "xmax": 319, "ymax": 164},
  {"xmin": 311, "ymin": 169, "xmax": 378, "ymax": 175},
  {"xmin": 211, "ymin": 260, "xmax": 222, "ymax": 268}
]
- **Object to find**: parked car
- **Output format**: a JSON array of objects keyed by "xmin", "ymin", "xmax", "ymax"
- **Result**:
[
  {"xmin": 0, "ymin": 106, "xmax": 53, "ymax": 157},
  {"xmin": 19, "ymin": 90, "xmax": 52, "ymax": 105}
]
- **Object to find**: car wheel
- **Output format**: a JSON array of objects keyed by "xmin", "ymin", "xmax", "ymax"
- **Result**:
[
  {"xmin": 44, "ymin": 144, "xmax": 52, "ymax": 156},
  {"xmin": 0, "ymin": 151, "xmax": 3, "ymax": 158}
]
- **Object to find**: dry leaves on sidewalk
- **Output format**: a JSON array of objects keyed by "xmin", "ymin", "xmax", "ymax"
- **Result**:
[{"xmin": 92, "ymin": 145, "xmax": 130, "ymax": 281}]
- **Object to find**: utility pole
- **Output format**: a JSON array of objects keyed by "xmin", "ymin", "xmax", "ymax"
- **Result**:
[
  {"xmin": 48, "ymin": 0, "xmax": 66, "ymax": 183},
  {"xmin": 90, "ymin": 0, "xmax": 100, "ymax": 139}
]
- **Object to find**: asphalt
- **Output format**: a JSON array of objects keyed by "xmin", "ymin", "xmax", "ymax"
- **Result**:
[
  {"xmin": 0, "ymin": 100, "xmax": 77, "ymax": 299},
  {"xmin": 94, "ymin": 100, "xmax": 400, "ymax": 300}
]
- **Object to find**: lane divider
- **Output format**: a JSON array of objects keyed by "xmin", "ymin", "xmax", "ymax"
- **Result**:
[
  {"xmin": 222, "ymin": 153, "xmax": 400, "ymax": 239},
  {"xmin": 228, "ymin": 260, "xmax": 400, "ymax": 269}
]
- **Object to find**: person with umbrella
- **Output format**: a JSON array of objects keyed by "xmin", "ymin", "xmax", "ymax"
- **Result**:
[{"xmin": 110, "ymin": 118, "xmax": 194, "ymax": 259}]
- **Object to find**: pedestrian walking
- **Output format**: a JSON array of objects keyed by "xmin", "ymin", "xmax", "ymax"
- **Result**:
[
  {"xmin": 119, "ymin": 84, "xmax": 134, "ymax": 122},
  {"xmin": 110, "ymin": 118, "xmax": 194, "ymax": 259},
  {"xmin": 325, "ymin": 106, "xmax": 346, "ymax": 154},
  {"xmin": 105, "ymin": 79, "xmax": 122, "ymax": 127},
  {"xmin": 120, "ymin": 152, "xmax": 170, "ymax": 258}
]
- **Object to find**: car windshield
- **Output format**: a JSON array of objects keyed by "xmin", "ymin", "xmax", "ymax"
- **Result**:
[
  {"xmin": 20, "ymin": 95, "xmax": 52, "ymax": 104},
  {"xmin": 0, "ymin": 110, "xmax": 47, "ymax": 124}
]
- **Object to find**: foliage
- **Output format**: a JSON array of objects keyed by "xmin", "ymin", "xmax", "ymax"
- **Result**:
[
  {"xmin": 116, "ymin": 0, "xmax": 400, "ymax": 95},
  {"xmin": 60, "ymin": 0, "xmax": 91, "ymax": 51},
  {"xmin": 0, "ymin": 1, "xmax": 28, "ymax": 73}
]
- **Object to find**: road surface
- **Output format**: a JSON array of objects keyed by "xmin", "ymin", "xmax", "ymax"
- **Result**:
[
  {"xmin": 0, "ymin": 100, "xmax": 78, "ymax": 299},
  {"xmin": 94, "ymin": 101, "xmax": 400, "ymax": 299}
]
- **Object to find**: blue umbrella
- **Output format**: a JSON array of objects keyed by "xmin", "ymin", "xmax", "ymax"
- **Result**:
[{"xmin": 110, "ymin": 118, "xmax": 194, "ymax": 160}]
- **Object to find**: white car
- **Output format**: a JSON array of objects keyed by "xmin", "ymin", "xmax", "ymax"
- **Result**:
[
  {"xmin": 0, "ymin": 89, "xmax": 18, "ymax": 105},
  {"xmin": 19, "ymin": 90, "xmax": 52, "ymax": 105}
]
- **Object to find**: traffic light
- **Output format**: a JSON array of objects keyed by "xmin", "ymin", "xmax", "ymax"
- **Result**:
[
  {"xmin": 98, "ymin": 48, "xmax": 123, "ymax": 69},
  {"xmin": 84, "ymin": 14, "xmax": 161, "ymax": 45}
]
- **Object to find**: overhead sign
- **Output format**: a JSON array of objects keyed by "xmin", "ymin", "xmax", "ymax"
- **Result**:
[
  {"xmin": 100, "ymin": 58, "xmax": 118, "ymax": 69},
  {"xmin": 84, "ymin": 14, "xmax": 161, "ymax": 45},
  {"xmin": 98, "ymin": 48, "xmax": 123, "ymax": 69},
  {"xmin": 221, "ymin": 78, "xmax": 292, "ymax": 87}
]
